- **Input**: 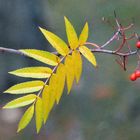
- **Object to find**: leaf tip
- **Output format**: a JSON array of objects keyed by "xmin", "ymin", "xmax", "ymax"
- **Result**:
[
  {"xmin": 17, "ymin": 127, "xmax": 21, "ymax": 133},
  {"xmin": 8, "ymin": 71, "xmax": 14, "ymax": 75},
  {"xmin": 39, "ymin": 26, "xmax": 44, "ymax": 32},
  {"xmin": 67, "ymin": 89, "xmax": 71, "ymax": 95},
  {"xmin": 64, "ymin": 16, "xmax": 69, "ymax": 23},
  {"xmin": 85, "ymin": 22, "xmax": 88, "ymax": 27},
  {"xmin": 94, "ymin": 63, "xmax": 98, "ymax": 68},
  {"xmin": 3, "ymin": 90, "xmax": 8, "ymax": 93},
  {"xmin": 56, "ymin": 99, "xmax": 59, "ymax": 105},
  {"xmin": 93, "ymin": 60, "xmax": 97, "ymax": 67},
  {"xmin": 85, "ymin": 22, "xmax": 89, "ymax": 31},
  {"xmin": 2, "ymin": 105, "xmax": 6, "ymax": 109},
  {"xmin": 64, "ymin": 16, "xmax": 67, "ymax": 20},
  {"xmin": 36, "ymin": 128, "xmax": 41, "ymax": 134}
]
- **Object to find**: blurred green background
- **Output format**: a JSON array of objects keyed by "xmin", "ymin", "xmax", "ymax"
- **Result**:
[{"xmin": 0, "ymin": 0, "xmax": 140, "ymax": 140}]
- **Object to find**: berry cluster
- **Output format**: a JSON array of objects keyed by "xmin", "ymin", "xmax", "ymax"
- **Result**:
[
  {"xmin": 129, "ymin": 41, "xmax": 140, "ymax": 81},
  {"xmin": 130, "ymin": 70, "xmax": 140, "ymax": 81}
]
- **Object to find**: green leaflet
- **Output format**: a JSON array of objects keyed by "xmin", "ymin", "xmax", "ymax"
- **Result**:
[
  {"xmin": 64, "ymin": 16, "xmax": 79, "ymax": 49},
  {"xmin": 17, "ymin": 105, "xmax": 34, "ymax": 132},
  {"xmin": 4, "ymin": 80, "xmax": 44, "ymax": 94},
  {"xmin": 20, "ymin": 49, "xmax": 60, "ymax": 66},
  {"xmin": 9, "ymin": 67, "xmax": 52, "ymax": 79},
  {"xmin": 35, "ymin": 97, "xmax": 43, "ymax": 133},
  {"xmin": 39, "ymin": 27, "xmax": 69, "ymax": 56},
  {"xmin": 3, "ymin": 94, "xmax": 36, "ymax": 109},
  {"xmin": 79, "ymin": 45, "xmax": 97, "ymax": 67}
]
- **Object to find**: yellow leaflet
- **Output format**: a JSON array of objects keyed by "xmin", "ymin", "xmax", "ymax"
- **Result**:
[
  {"xmin": 3, "ymin": 94, "xmax": 36, "ymax": 109},
  {"xmin": 49, "ymin": 74, "xmax": 57, "ymax": 110},
  {"xmin": 42, "ymin": 74, "xmax": 57, "ymax": 124},
  {"xmin": 79, "ymin": 22, "xmax": 89, "ymax": 45},
  {"xmin": 72, "ymin": 50, "xmax": 82, "ymax": 83},
  {"xmin": 9, "ymin": 67, "xmax": 52, "ymax": 79},
  {"xmin": 55, "ymin": 63, "xmax": 66, "ymax": 104},
  {"xmin": 35, "ymin": 97, "xmax": 43, "ymax": 133},
  {"xmin": 65, "ymin": 55, "xmax": 74, "ymax": 94},
  {"xmin": 42, "ymin": 85, "xmax": 51, "ymax": 124},
  {"xmin": 64, "ymin": 16, "xmax": 79, "ymax": 49},
  {"xmin": 17, "ymin": 105, "xmax": 34, "ymax": 132},
  {"xmin": 79, "ymin": 45, "xmax": 97, "ymax": 67},
  {"xmin": 39, "ymin": 27, "xmax": 69, "ymax": 56},
  {"xmin": 20, "ymin": 49, "xmax": 60, "ymax": 66},
  {"xmin": 4, "ymin": 80, "xmax": 44, "ymax": 94}
]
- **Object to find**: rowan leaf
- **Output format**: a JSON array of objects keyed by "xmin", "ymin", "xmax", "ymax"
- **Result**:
[
  {"xmin": 65, "ymin": 55, "xmax": 74, "ymax": 94},
  {"xmin": 42, "ymin": 85, "xmax": 51, "ymax": 124},
  {"xmin": 79, "ymin": 45, "xmax": 97, "ymax": 67},
  {"xmin": 4, "ymin": 80, "xmax": 44, "ymax": 94},
  {"xmin": 35, "ymin": 97, "xmax": 43, "ymax": 133},
  {"xmin": 72, "ymin": 50, "xmax": 82, "ymax": 83},
  {"xmin": 79, "ymin": 22, "xmax": 89, "ymax": 45},
  {"xmin": 20, "ymin": 49, "xmax": 60, "ymax": 66},
  {"xmin": 64, "ymin": 16, "xmax": 79, "ymax": 49},
  {"xmin": 55, "ymin": 63, "xmax": 66, "ymax": 104},
  {"xmin": 17, "ymin": 105, "xmax": 34, "ymax": 132},
  {"xmin": 39, "ymin": 27, "xmax": 69, "ymax": 56},
  {"xmin": 9, "ymin": 67, "xmax": 52, "ymax": 79},
  {"xmin": 3, "ymin": 94, "xmax": 36, "ymax": 109}
]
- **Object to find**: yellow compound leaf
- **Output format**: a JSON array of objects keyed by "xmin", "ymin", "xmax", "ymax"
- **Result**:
[
  {"xmin": 79, "ymin": 45, "xmax": 97, "ymax": 67},
  {"xmin": 72, "ymin": 50, "xmax": 82, "ymax": 83},
  {"xmin": 39, "ymin": 27, "xmax": 69, "ymax": 56},
  {"xmin": 42, "ymin": 85, "xmax": 51, "ymax": 124},
  {"xmin": 65, "ymin": 55, "xmax": 74, "ymax": 94},
  {"xmin": 64, "ymin": 16, "xmax": 79, "ymax": 49},
  {"xmin": 3, "ymin": 94, "xmax": 36, "ymax": 109},
  {"xmin": 4, "ymin": 80, "xmax": 44, "ymax": 94},
  {"xmin": 17, "ymin": 105, "xmax": 34, "ymax": 132},
  {"xmin": 20, "ymin": 49, "xmax": 60, "ymax": 66},
  {"xmin": 55, "ymin": 63, "xmax": 66, "ymax": 104},
  {"xmin": 35, "ymin": 97, "xmax": 43, "ymax": 133},
  {"xmin": 9, "ymin": 67, "xmax": 52, "ymax": 79},
  {"xmin": 79, "ymin": 22, "xmax": 89, "ymax": 45}
]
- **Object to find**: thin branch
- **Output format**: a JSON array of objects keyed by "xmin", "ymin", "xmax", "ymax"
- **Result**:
[
  {"xmin": 114, "ymin": 30, "xmax": 125, "ymax": 53},
  {"xmin": 0, "ymin": 46, "xmax": 138, "ymax": 58},
  {"xmin": 90, "ymin": 48, "xmax": 137, "ymax": 56},
  {"xmin": 100, "ymin": 29, "xmax": 120, "ymax": 48},
  {"xmin": 123, "ymin": 23, "xmax": 134, "ymax": 30},
  {"xmin": 0, "ymin": 47, "xmax": 27, "ymax": 56}
]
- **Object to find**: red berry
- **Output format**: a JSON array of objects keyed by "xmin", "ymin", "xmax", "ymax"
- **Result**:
[
  {"xmin": 130, "ymin": 73, "xmax": 137, "ymax": 81},
  {"xmin": 135, "ymin": 70, "xmax": 140, "ymax": 78},
  {"xmin": 136, "ymin": 41, "xmax": 140, "ymax": 48}
]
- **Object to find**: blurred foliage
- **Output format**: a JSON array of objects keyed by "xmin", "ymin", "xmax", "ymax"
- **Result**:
[{"xmin": 0, "ymin": 0, "xmax": 140, "ymax": 140}]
